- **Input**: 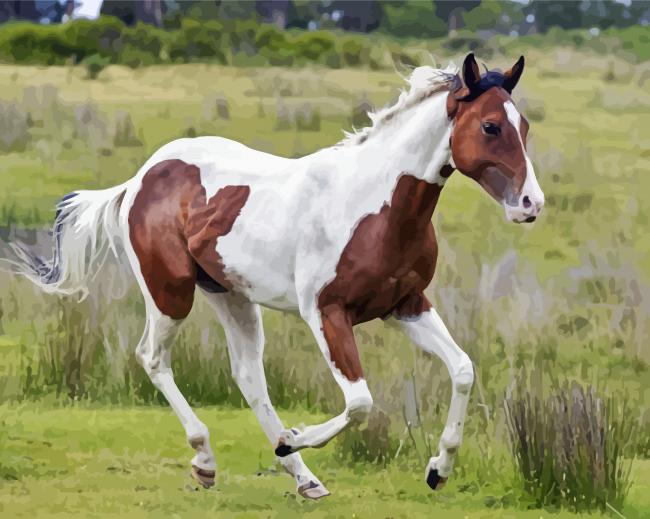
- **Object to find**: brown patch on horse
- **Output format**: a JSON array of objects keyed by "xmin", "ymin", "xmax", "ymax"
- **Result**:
[
  {"xmin": 185, "ymin": 185, "xmax": 250, "ymax": 292},
  {"xmin": 129, "ymin": 159, "xmax": 249, "ymax": 319},
  {"xmin": 320, "ymin": 304, "xmax": 362, "ymax": 381},
  {"xmin": 317, "ymin": 174, "xmax": 442, "ymax": 380},
  {"xmin": 449, "ymin": 87, "xmax": 528, "ymax": 201},
  {"xmin": 392, "ymin": 292, "xmax": 432, "ymax": 319}
]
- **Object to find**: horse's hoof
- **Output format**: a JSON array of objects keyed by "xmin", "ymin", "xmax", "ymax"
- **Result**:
[
  {"xmin": 426, "ymin": 468, "xmax": 448, "ymax": 491},
  {"xmin": 298, "ymin": 480, "xmax": 330, "ymax": 500},
  {"xmin": 191, "ymin": 465, "xmax": 216, "ymax": 489}
]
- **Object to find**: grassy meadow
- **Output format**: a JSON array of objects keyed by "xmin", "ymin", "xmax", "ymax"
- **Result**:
[{"xmin": 0, "ymin": 40, "xmax": 649, "ymax": 517}]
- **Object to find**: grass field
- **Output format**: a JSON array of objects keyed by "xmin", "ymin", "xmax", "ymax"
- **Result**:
[
  {"xmin": 0, "ymin": 39, "xmax": 648, "ymax": 517},
  {"xmin": 1, "ymin": 403, "xmax": 649, "ymax": 518}
]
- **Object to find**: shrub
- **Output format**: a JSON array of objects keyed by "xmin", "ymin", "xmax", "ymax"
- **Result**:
[
  {"xmin": 293, "ymin": 31, "xmax": 335, "ymax": 63},
  {"xmin": 168, "ymin": 19, "xmax": 227, "ymax": 64},
  {"xmin": 83, "ymin": 53, "xmax": 110, "ymax": 80},
  {"xmin": 340, "ymin": 36, "xmax": 369, "ymax": 67},
  {"xmin": 61, "ymin": 17, "xmax": 114, "ymax": 62},
  {"xmin": 119, "ymin": 22, "xmax": 165, "ymax": 67},
  {"xmin": 255, "ymin": 24, "xmax": 293, "ymax": 66},
  {"xmin": 505, "ymin": 382, "xmax": 635, "ymax": 512},
  {"xmin": 0, "ymin": 23, "xmax": 71, "ymax": 65}
]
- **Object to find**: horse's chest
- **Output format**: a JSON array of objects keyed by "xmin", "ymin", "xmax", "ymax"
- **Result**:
[{"xmin": 318, "ymin": 175, "xmax": 441, "ymax": 325}]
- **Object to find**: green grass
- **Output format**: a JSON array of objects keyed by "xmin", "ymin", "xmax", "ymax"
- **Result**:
[{"xmin": 1, "ymin": 403, "xmax": 648, "ymax": 518}]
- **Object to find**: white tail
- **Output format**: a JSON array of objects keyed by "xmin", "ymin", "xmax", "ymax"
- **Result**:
[{"xmin": 5, "ymin": 184, "xmax": 128, "ymax": 298}]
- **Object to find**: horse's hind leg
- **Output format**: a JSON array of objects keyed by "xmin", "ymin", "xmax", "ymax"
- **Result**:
[
  {"xmin": 125, "ymin": 207, "xmax": 216, "ymax": 488},
  {"xmin": 201, "ymin": 290, "xmax": 329, "ymax": 499},
  {"xmin": 134, "ymin": 309, "xmax": 217, "ymax": 488}
]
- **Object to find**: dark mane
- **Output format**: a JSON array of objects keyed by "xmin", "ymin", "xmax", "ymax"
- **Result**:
[{"xmin": 462, "ymin": 70, "xmax": 508, "ymax": 101}]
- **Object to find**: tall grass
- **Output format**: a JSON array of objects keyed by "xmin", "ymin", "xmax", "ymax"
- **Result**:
[{"xmin": 505, "ymin": 382, "xmax": 635, "ymax": 512}]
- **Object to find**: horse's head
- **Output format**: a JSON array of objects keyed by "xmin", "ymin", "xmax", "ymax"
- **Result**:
[{"xmin": 448, "ymin": 53, "xmax": 544, "ymax": 223}]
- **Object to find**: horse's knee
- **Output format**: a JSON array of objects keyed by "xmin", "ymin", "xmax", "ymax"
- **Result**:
[
  {"xmin": 453, "ymin": 355, "xmax": 474, "ymax": 394},
  {"xmin": 347, "ymin": 394, "xmax": 373, "ymax": 423}
]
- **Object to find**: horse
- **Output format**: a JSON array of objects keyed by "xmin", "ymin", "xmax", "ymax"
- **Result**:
[{"xmin": 6, "ymin": 52, "xmax": 544, "ymax": 499}]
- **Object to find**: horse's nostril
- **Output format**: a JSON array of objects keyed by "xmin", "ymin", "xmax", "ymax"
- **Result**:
[
  {"xmin": 525, "ymin": 216, "xmax": 536, "ymax": 223},
  {"xmin": 522, "ymin": 195, "xmax": 532, "ymax": 208}
]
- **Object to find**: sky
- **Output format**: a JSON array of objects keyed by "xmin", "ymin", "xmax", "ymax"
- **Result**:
[{"xmin": 72, "ymin": 0, "xmax": 103, "ymax": 20}]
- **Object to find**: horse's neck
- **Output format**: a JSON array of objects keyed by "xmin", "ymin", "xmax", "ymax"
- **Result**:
[{"xmin": 346, "ymin": 92, "xmax": 453, "ymax": 188}]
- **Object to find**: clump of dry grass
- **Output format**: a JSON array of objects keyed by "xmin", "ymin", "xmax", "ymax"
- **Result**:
[
  {"xmin": 22, "ymin": 84, "xmax": 62, "ymax": 127},
  {"xmin": 294, "ymin": 103, "xmax": 321, "ymax": 131},
  {"xmin": 74, "ymin": 103, "xmax": 108, "ymax": 149},
  {"xmin": 203, "ymin": 93, "xmax": 230, "ymax": 121},
  {"xmin": 505, "ymin": 382, "xmax": 635, "ymax": 512},
  {"xmin": 273, "ymin": 99, "xmax": 321, "ymax": 132},
  {"xmin": 0, "ymin": 101, "xmax": 30, "ymax": 152},
  {"xmin": 112, "ymin": 111, "xmax": 141, "ymax": 147},
  {"xmin": 350, "ymin": 95, "xmax": 372, "ymax": 129}
]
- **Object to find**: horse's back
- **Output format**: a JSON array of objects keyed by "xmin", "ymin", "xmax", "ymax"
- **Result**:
[{"xmin": 137, "ymin": 136, "xmax": 294, "ymax": 185}]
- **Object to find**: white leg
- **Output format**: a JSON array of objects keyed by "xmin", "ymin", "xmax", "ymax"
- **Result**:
[
  {"xmin": 394, "ymin": 304, "xmax": 474, "ymax": 490},
  {"xmin": 202, "ymin": 291, "xmax": 329, "ymax": 499},
  {"xmin": 135, "ymin": 309, "xmax": 216, "ymax": 487},
  {"xmin": 276, "ymin": 306, "xmax": 373, "ymax": 454}
]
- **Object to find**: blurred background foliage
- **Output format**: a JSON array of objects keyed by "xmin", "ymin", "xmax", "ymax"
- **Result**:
[{"xmin": 0, "ymin": 0, "xmax": 647, "ymax": 70}]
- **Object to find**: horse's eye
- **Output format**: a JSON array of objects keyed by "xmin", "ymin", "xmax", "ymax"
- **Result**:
[{"xmin": 481, "ymin": 122, "xmax": 501, "ymax": 136}]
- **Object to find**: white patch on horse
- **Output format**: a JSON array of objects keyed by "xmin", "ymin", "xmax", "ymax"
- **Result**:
[{"xmin": 503, "ymin": 100, "xmax": 545, "ymax": 213}]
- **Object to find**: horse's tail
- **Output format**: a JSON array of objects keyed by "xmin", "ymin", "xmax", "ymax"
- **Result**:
[{"xmin": 5, "ymin": 184, "xmax": 129, "ymax": 298}]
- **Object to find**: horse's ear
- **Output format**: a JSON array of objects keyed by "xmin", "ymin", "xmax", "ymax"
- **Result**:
[
  {"xmin": 503, "ymin": 55, "xmax": 525, "ymax": 93},
  {"xmin": 462, "ymin": 53, "xmax": 481, "ymax": 90}
]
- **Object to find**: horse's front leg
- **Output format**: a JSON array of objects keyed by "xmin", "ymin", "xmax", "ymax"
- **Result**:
[
  {"xmin": 393, "ymin": 292, "xmax": 474, "ymax": 490},
  {"xmin": 274, "ymin": 303, "xmax": 373, "ymax": 455}
]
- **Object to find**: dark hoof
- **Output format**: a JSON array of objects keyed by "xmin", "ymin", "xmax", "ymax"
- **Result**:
[
  {"xmin": 191, "ymin": 465, "xmax": 216, "ymax": 489},
  {"xmin": 275, "ymin": 441, "xmax": 293, "ymax": 457},
  {"xmin": 426, "ymin": 468, "xmax": 447, "ymax": 490}
]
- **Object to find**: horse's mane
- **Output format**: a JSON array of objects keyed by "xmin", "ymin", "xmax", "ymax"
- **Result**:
[{"xmin": 339, "ymin": 63, "xmax": 460, "ymax": 147}]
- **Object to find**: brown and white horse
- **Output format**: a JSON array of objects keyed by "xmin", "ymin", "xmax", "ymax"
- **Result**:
[{"xmin": 6, "ymin": 53, "xmax": 543, "ymax": 498}]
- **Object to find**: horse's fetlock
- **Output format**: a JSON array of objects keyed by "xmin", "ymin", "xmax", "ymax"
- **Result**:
[
  {"xmin": 454, "ymin": 358, "xmax": 474, "ymax": 394},
  {"xmin": 440, "ymin": 426, "xmax": 462, "ymax": 451},
  {"xmin": 187, "ymin": 424, "xmax": 210, "ymax": 449}
]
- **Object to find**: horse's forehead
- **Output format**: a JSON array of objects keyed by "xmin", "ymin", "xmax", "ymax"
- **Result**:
[{"xmin": 472, "ymin": 88, "xmax": 512, "ymax": 116}]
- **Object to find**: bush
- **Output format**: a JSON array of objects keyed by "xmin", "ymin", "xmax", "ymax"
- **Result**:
[
  {"xmin": 0, "ymin": 23, "xmax": 72, "ymax": 65},
  {"xmin": 168, "ymin": 19, "xmax": 227, "ymax": 64},
  {"xmin": 83, "ymin": 53, "xmax": 110, "ymax": 79},
  {"xmin": 505, "ymin": 382, "xmax": 635, "ymax": 512},
  {"xmin": 255, "ymin": 24, "xmax": 293, "ymax": 66},
  {"xmin": 293, "ymin": 30, "xmax": 335, "ymax": 63},
  {"xmin": 340, "ymin": 36, "xmax": 369, "ymax": 67}
]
